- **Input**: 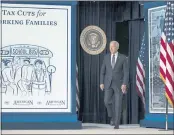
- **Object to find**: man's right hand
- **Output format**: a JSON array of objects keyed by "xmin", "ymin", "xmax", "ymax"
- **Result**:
[{"xmin": 100, "ymin": 84, "xmax": 104, "ymax": 91}]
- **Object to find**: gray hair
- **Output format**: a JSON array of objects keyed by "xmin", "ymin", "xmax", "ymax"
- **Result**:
[{"xmin": 110, "ymin": 41, "xmax": 119, "ymax": 49}]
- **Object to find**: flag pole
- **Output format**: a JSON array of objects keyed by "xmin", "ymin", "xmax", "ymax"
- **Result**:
[{"xmin": 165, "ymin": 97, "xmax": 168, "ymax": 130}]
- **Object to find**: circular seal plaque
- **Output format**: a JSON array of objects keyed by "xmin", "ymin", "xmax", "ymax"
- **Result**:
[{"xmin": 80, "ymin": 25, "xmax": 107, "ymax": 55}]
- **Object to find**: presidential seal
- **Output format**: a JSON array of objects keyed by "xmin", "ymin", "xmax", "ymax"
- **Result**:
[{"xmin": 80, "ymin": 25, "xmax": 107, "ymax": 55}]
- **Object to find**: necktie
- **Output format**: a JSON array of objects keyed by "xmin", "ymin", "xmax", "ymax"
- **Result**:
[{"xmin": 112, "ymin": 55, "xmax": 115, "ymax": 69}]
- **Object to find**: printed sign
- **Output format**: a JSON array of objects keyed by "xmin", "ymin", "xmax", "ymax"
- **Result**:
[
  {"xmin": 148, "ymin": 5, "xmax": 173, "ymax": 113},
  {"xmin": 1, "ymin": 4, "xmax": 72, "ymax": 112}
]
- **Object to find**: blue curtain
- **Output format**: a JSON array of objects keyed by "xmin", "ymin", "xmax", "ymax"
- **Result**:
[{"xmin": 77, "ymin": 1, "xmax": 145, "ymax": 124}]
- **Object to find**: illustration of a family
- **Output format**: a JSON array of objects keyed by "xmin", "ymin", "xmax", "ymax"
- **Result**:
[
  {"xmin": 152, "ymin": 15, "xmax": 164, "ymax": 38},
  {"xmin": 0, "ymin": 57, "xmax": 51, "ymax": 96}
]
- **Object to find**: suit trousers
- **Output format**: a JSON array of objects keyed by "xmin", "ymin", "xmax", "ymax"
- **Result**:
[{"xmin": 104, "ymin": 81, "xmax": 123, "ymax": 127}]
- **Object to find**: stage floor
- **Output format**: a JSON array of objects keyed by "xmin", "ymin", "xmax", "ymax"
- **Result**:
[{"xmin": 2, "ymin": 123, "xmax": 173, "ymax": 134}]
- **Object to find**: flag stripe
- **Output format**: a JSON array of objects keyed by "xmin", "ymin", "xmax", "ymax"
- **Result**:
[
  {"xmin": 136, "ymin": 76, "xmax": 145, "ymax": 97},
  {"xmin": 76, "ymin": 64, "xmax": 80, "ymax": 112},
  {"xmin": 166, "ymin": 51, "xmax": 173, "ymax": 72},
  {"xmin": 166, "ymin": 77, "xmax": 173, "ymax": 94},
  {"xmin": 166, "ymin": 70, "xmax": 173, "ymax": 86},
  {"xmin": 165, "ymin": 86, "xmax": 174, "ymax": 104},
  {"xmin": 165, "ymin": 93, "xmax": 174, "ymax": 107},
  {"xmin": 159, "ymin": 58, "xmax": 166, "ymax": 70},
  {"xmin": 160, "ymin": 66, "xmax": 166, "ymax": 78},
  {"xmin": 138, "ymin": 58, "xmax": 145, "ymax": 77},
  {"xmin": 136, "ymin": 72, "xmax": 145, "ymax": 92},
  {"xmin": 160, "ymin": 35, "xmax": 167, "ymax": 83}
]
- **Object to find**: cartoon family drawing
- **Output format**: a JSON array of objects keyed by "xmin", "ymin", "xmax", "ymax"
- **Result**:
[
  {"xmin": 0, "ymin": 45, "xmax": 56, "ymax": 96},
  {"xmin": 1, "ymin": 58, "xmax": 18, "ymax": 96},
  {"xmin": 151, "ymin": 14, "xmax": 165, "ymax": 38}
]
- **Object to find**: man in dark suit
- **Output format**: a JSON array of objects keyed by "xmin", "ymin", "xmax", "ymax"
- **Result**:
[{"xmin": 100, "ymin": 41, "xmax": 129, "ymax": 129}]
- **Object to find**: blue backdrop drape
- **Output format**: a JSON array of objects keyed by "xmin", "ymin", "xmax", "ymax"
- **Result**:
[{"xmin": 77, "ymin": 1, "xmax": 145, "ymax": 124}]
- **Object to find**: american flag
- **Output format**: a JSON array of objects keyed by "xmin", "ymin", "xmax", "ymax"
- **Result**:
[
  {"xmin": 76, "ymin": 64, "xmax": 80, "ymax": 112},
  {"xmin": 159, "ymin": 1, "xmax": 174, "ymax": 107},
  {"xmin": 136, "ymin": 34, "xmax": 146, "ymax": 109}
]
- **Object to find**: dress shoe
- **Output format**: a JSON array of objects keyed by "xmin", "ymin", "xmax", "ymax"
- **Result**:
[
  {"xmin": 114, "ymin": 126, "xmax": 119, "ymax": 129},
  {"xmin": 110, "ymin": 120, "xmax": 114, "ymax": 126}
]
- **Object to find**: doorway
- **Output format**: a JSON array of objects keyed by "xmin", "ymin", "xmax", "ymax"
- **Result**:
[{"xmin": 116, "ymin": 21, "xmax": 129, "ymax": 56}]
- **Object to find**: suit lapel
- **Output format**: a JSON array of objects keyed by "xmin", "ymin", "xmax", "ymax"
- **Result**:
[{"xmin": 108, "ymin": 54, "xmax": 112, "ymax": 70}]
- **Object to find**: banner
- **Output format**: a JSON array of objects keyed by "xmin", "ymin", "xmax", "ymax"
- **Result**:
[
  {"xmin": 1, "ymin": 4, "xmax": 71, "ymax": 112},
  {"xmin": 148, "ymin": 5, "xmax": 173, "ymax": 113}
]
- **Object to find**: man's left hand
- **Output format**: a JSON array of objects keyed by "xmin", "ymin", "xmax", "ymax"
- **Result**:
[{"xmin": 121, "ymin": 85, "xmax": 127, "ymax": 94}]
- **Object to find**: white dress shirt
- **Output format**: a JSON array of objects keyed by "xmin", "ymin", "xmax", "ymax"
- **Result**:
[{"xmin": 111, "ymin": 52, "xmax": 118, "ymax": 65}]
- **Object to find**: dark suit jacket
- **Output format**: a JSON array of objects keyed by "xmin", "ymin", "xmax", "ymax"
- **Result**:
[{"xmin": 100, "ymin": 53, "xmax": 129, "ymax": 90}]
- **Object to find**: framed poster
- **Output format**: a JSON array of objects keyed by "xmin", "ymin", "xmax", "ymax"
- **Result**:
[
  {"xmin": 1, "ymin": 3, "xmax": 72, "ymax": 113},
  {"xmin": 148, "ymin": 5, "xmax": 173, "ymax": 113}
]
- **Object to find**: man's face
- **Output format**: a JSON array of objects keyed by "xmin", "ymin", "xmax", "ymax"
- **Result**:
[
  {"xmin": 7, "ymin": 62, "xmax": 12, "ymax": 67},
  {"xmin": 36, "ymin": 62, "xmax": 42, "ymax": 69},
  {"xmin": 24, "ymin": 61, "xmax": 30, "ymax": 65},
  {"xmin": 14, "ymin": 57, "xmax": 19, "ymax": 64},
  {"xmin": 110, "ymin": 42, "xmax": 118, "ymax": 54}
]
